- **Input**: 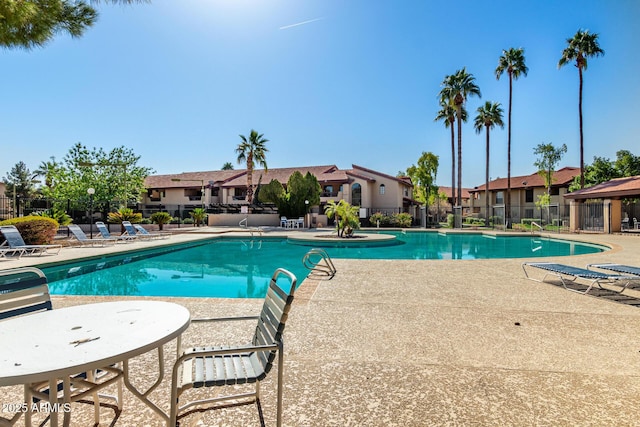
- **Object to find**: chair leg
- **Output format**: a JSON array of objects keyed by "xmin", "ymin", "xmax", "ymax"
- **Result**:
[
  {"xmin": 277, "ymin": 341, "xmax": 284, "ymax": 427},
  {"xmin": 88, "ymin": 370, "xmax": 100, "ymax": 425}
]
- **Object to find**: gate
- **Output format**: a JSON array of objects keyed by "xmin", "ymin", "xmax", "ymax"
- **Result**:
[{"xmin": 579, "ymin": 201, "xmax": 604, "ymax": 232}]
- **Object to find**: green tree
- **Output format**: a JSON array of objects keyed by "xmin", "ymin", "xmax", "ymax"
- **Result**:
[
  {"xmin": 221, "ymin": 162, "xmax": 234, "ymax": 170},
  {"xmin": 613, "ymin": 150, "xmax": 640, "ymax": 178},
  {"xmin": 568, "ymin": 150, "xmax": 640, "ymax": 191},
  {"xmin": 439, "ymin": 68, "xmax": 481, "ymax": 215},
  {"xmin": 406, "ymin": 152, "xmax": 439, "ymax": 207},
  {"xmin": 236, "ymin": 130, "xmax": 268, "ymax": 204},
  {"xmin": 47, "ymin": 143, "xmax": 153, "ymax": 209},
  {"xmin": 3, "ymin": 161, "xmax": 37, "ymax": 199},
  {"xmin": 474, "ymin": 101, "xmax": 504, "ymax": 220},
  {"xmin": 258, "ymin": 172, "xmax": 321, "ymax": 218},
  {"xmin": 533, "ymin": 142, "xmax": 568, "ymax": 195},
  {"xmin": 435, "ymin": 102, "xmax": 467, "ymax": 207},
  {"xmin": 0, "ymin": 0, "xmax": 145, "ymax": 50},
  {"xmin": 558, "ymin": 29, "xmax": 605, "ymax": 189},
  {"xmin": 496, "ymin": 47, "xmax": 528, "ymax": 226}
]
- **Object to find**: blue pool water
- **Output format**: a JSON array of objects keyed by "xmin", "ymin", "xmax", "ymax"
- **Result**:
[{"xmin": 42, "ymin": 232, "xmax": 606, "ymax": 298}]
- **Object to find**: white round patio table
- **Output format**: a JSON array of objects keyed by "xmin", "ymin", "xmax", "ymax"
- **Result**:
[{"xmin": 0, "ymin": 300, "xmax": 190, "ymax": 426}]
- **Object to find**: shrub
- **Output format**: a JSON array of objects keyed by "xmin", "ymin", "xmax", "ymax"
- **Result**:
[
  {"xmin": 150, "ymin": 212, "xmax": 173, "ymax": 230},
  {"xmin": 369, "ymin": 212, "xmax": 412, "ymax": 228},
  {"xmin": 34, "ymin": 208, "xmax": 72, "ymax": 226},
  {"xmin": 447, "ymin": 214, "xmax": 455, "ymax": 228},
  {"xmin": 182, "ymin": 218, "xmax": 194, "ymax": 225},
  {"xmin": 391, "ymin": 212, "xmax": 413, "ymax": 228},
  {"xmin": 369, "ymin": 212, "xmax": 391, "ymax": 227},
  {"xmin": 0, "ymin": 216, "xmax": 59, "ymax": 244},
  {"xmin": 107, "ymin": 207, "xmax": 143, "ymax": 224}
]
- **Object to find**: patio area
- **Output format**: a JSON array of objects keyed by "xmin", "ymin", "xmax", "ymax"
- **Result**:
[{"xmin": 2, "ymin": 230, "xmax": 640, "ymax": 426}]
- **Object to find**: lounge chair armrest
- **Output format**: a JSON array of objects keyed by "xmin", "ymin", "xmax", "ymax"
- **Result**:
[
  {"xmin": 177, "ymin": 343, "xmax": 280, "ymax": 363},
  {"xmin": 191, "ymin": 315, "xmax": 260, "ymax": 323}
]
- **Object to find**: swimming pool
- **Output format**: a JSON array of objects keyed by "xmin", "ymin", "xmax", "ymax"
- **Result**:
[{"xmin": 41, "ymin": 232, "xmax": 607, "ymax": 298}]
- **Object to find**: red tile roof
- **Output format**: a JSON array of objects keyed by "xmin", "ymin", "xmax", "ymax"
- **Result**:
[
  {"xmin": 144, "ymin": 165, "xmax": 351, "ymax": 189},
  {"xmin": 469, "ymin": 167, "xmax": 579, "ymax": 192},
  {"xmin": 564, "ymin": 175, "xmax": 640, "ymax": 199},
  {"xmin": 437, "ymin": 186, "xmax": 471, "ymax": 199}
]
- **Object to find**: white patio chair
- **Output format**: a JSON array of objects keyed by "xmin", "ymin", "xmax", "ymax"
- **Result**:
[
  {"xmin": 0, "ymin": 268, "xmax": 123, "ymax": 426},
  {"xmin": 280, "ymin": 216, "xmax": 288, "ymax": 228},
  {"xmin": 170, "ymin": 268, "xmax": 297, "ymax": 427}
]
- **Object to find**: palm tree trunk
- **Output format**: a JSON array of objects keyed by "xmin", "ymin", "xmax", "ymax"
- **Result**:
[
  {"xmin": 246, "ymin": 154, "xmax": 254, "ymax": 204},
  {"xmin": 506, "ymin": 73, "xmax": 513, "ymax": 228},
  {"xmin": 578, "ymin": 66, "xmax": 584, "ymax": 189},
  {"xmin": 485, "ymin": 126, "xmax": 490, "ymax": 223},
  {"xmin": 456, "ymin": 107, "xmax": 462, "ymax": 228},
  {"xmin": 450, "ymin": 124, "xmax": 456, "ymax": 207}
]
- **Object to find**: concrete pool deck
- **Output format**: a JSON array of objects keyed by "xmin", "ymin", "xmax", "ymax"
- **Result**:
[{"xmin": 2, "ymin": 228, "xmax": 640, "ymax": 426}]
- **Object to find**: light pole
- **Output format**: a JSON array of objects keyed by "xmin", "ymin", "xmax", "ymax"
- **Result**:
[
  {"xmin": 305, "ymin": 200, "xmax": 309, "ymax": 228},
  {"xmin": 87, "ymin": 188, "xmax": 95, "ymax": 238}
]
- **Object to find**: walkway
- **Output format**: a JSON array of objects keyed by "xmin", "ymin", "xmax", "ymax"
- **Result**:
[{"xmin": 2, "ymin": 230, "xmax": 640, "ymax": 426}]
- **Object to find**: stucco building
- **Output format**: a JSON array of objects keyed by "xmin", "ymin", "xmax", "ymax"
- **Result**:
[{"xmin": 142, "ymin": 165, "xmax": 419, "ymax": 226}]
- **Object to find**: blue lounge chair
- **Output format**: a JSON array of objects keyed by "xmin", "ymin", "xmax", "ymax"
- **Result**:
[
  {"xmin": 95, "ymin": 221, "xmax": 137, "ymax": 242},
  {"xmin": 134, "ymin": 224, "xmax": 170, "ymax": 239},
  {"xmin": 522, "ymin": 262, "xmax": 638, "ymax": 294},
  {"xmin": 121, "ymin": 221, "xmax": 167, "ymax": 240},
  {"xmin": 0, "ymin": 225, "xmax": 62, "ymax": 256},
  {"xmin": 67, "ymin": 224, "xmax": 117, "ymax": 247},
  {"xmin": 588, "ymin": 263, "xmax": 640, "ymax": 278}
]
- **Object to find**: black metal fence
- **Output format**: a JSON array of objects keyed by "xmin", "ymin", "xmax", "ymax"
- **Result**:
[{"xmin": 449, "ymin": 204, "xmax": 571, "ymax": 232}]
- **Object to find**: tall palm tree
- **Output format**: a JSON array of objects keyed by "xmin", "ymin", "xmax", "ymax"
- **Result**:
[
  {"xmin": 34, "ymin": 156, "xmax": 61, "ymax": 191},
  {"xmin": 439, "ymin": 68, "xmax": 481, "ymax": 220},
  {"xmin": 558, "ymin": 29, "xmax": 604, "ymax": 189},
  {"xmin": 474, "ymin": 102, "xmax": 504, "ymax": 223},
  {"xmin": 496, "ymin": 47, "xmax": 528, "ymax": 227},
  {"xmin": 435, "ymin": 102, "xmax": 467, "ymax": 207},
  {"xmin": 236, "ymin": 129, "xmax": 269, "ymax": 204}
]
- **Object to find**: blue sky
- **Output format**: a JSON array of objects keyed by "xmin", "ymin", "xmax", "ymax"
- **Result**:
[{"xmin": 1, "ymin": 0, "xmax": 638, "ymax": 188}]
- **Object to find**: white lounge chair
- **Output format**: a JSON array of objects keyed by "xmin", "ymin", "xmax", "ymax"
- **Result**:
[
  {"xmin": 67, "ymin": 224, "xmax": 117, "ymax": 247},
  {"xmin": 522, "ymin": 262, "xmax": 638, "ymax": 294},
  {"xmin": 95, "ymin": 221, "xmax": 137, "ymax": 242},
  {"xmin": 0, "ymin": 225, "xmax": 62, "ymax": 256},
  {"xmin": 170, "ymin": 268, "xmax": 297, "ymax": 427}
]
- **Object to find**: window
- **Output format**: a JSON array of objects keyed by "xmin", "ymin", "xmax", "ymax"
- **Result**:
[
  {"xmin": 323, "ymin": 185, "xmax": 334, "ymax": 197},
  {"xmin": 525, "ymin": 189, "xmax": 534, "ymax": 203},
  {"xmin": 496, "ymin": 191, "xmax": 504, "ymax": 205},
  {"xmin": 352, "ymin": 183, "xmax": 362, "ymax": 206},
  {"xmin": 379, "ymin": 184, "xmax": 385, "ymax": 195},
  {"xmin": 550, "ymin": 187, "xmax": 560, "ymax": 196},
  {"xmin": 184, "ymin": 188, "xmax": 202, "ymax": 201},
  {"xmin": 147, "ymin": 189, "xmax": 164, "ymax": 202}
]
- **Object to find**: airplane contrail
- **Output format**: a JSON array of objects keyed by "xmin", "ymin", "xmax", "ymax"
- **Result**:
[{"xmin": 279, "ymin": 17, "xmax": 324, "ymax": 30}]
